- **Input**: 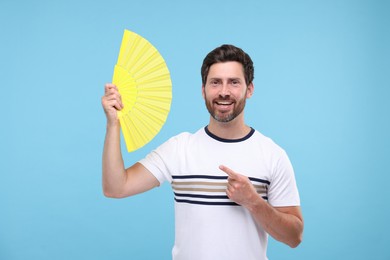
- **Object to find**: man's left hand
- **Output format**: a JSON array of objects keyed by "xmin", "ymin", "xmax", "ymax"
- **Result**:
[{"xmin": 219, "ymin": 165, "xmax": 259, "ymax": 208}]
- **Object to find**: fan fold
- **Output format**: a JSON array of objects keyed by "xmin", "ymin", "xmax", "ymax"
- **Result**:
[{"xmin": 112, "ymin": 30, "xmax": 172, "ymax": 152}]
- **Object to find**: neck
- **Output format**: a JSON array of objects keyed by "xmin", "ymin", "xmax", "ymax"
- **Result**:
[{"xmin": 207, "ymin": 114, "xmax": 251, "ymax": 140}]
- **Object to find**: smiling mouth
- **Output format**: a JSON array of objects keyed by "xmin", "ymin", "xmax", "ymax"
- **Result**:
[
  {"xmin": 215, "ymin": 101, "xmax": 234, "ymax": 105},
  {"xmin": 214, "ymin": 101, "xmax": 234, "ymax": 112}
]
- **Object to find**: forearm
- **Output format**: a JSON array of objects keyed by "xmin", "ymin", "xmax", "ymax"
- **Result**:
[
  {"xmin": 102, "ymin": 122, "xmax": 127, "ymax": 197},
  {"xmin": 221, "ymin": 165, "xmax": 303, "ymax": 247},
  {"xmin": 246, "ymin": 198, "xmax": 303, "ymax": 248}
]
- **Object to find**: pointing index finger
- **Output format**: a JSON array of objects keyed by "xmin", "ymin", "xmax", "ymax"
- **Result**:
[{"xmin": 219, "ymin": 165, "xmax": 238, "ymax": 179}]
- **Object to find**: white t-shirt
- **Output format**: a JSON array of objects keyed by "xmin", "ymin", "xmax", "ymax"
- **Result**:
[{"xmin": 139, "ymin": 127, "xmax": 300, "ymax": 260}]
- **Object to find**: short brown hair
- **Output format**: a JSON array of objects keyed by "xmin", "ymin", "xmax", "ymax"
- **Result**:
[{"xmin": 201, "ymin": 44, "xmax": 254, "ymax": 85}]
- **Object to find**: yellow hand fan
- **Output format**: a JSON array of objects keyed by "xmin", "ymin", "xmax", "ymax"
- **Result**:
[{"xmin": 112, "ymin": 30, "xmax": 172, "ymax": 152}]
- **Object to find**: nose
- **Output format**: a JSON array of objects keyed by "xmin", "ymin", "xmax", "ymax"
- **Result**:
[{"xmin": 219, "ymin": 83, "xmax": 230, "ymax": 98}]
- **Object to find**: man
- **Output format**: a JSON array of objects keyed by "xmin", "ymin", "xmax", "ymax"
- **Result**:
[{"xmin": 102, "ymin": 44, "xmax": 303, "ymax": 260}]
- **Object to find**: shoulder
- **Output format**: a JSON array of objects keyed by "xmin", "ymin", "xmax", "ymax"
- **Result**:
[
  {"xmin": 164, "ymin": 130, "xmax": 195, "ymax": 144},
  {"xmin": 166, "ymin": 127, "xmax": 206, "ymax": 143},
  {"xmin": 252, "ymin": 129, "xmax": 286, "ymax": 154},
  {"xmin": 157, "ymin": 128, "xmax": 205, "ymax": 150}
]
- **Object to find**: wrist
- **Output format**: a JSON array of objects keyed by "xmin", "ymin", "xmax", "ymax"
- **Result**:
[
  {"xmin": 106, "ymin": 119, "xmax": 120, "ymax": 130},
  {"xmin": 245, "ymin": 193, "xmax": 267, "ymax": 213}
]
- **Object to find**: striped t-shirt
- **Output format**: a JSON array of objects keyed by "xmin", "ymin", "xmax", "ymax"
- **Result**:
[{"xmin": 139, "ymin": 126, "xmax": 300, "ymax": 260}]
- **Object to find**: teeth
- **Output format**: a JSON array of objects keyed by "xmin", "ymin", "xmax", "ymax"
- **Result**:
[{"xmin": 216, "ymin": 101, "xmax": 232, "ymax": 105}]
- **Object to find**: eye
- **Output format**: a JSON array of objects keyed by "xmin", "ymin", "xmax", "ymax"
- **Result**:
[
  {"xmin": 231, "ymin": 79, "xmax": 240, "ymax": 86},
  {"xmin": 209, "ymin": 79, "xmax": 220, "ymax": 86}
]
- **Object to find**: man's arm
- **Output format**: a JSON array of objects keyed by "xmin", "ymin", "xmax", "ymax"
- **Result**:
[
  {"xmin": 220, "ymin": 165, "xmax": 303, "ymax": 248},
  {"xmin": 102, "ymin": 83, "xmax": 160, "ymax": 198}
]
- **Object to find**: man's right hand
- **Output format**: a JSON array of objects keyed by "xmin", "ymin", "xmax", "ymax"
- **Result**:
[
  {"xmin": 101, "ymin": 83, "xmax": 160, "ymax": 198},
  {"xmin": 101, "ymin": 83, "xmax": 124, "ymax": 126}
]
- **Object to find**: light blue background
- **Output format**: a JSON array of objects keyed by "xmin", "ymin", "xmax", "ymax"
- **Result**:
[{"xmin": 1, "ymin": 0, "xmax": 389, "ymax": 259}]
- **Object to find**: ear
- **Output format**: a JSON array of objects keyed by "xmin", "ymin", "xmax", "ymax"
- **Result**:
[
  {"xmin": 202, "ymin": 84, "xmax": 206, "ymax": 99},
  {"xmin": 246, "ymin": 82, "xmax": 254, "ymax": 99}
]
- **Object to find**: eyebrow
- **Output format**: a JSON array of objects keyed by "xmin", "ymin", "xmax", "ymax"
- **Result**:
[{"xmin": 208, "ymin": 77, "xmax": 242, "ymax": 81}]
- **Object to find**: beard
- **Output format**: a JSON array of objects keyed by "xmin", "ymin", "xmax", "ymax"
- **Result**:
[{"xmin": 204, "ymin": 93, "xmax": 247, "ymax": 123}]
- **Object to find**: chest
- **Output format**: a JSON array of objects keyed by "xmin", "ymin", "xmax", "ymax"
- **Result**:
[{"xmin": 172, "ymin": 139, "xmax": 273, "ymax": 182}]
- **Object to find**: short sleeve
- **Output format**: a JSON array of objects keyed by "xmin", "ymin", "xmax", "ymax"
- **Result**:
[
  {"xmin": 138, "ymin": 134, "xmax": 186, "ymax": 184},
  {"xmin": 139, "ymin": 149, "xmax": 171, "ymax": 185},
  {"xmin": 267, "ymin": 150, "xmax": 300, "ymax": 207}
]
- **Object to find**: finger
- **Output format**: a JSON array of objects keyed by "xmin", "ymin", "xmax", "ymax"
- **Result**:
[
  {"xmin": 226, "ymin": 184, "xmax": 237, "ymax": 202},
  {"xmin": 219, "ymin": 165, "xmax": 239, "ymax": 179},
  {"xmin": 107, "ymin": 100, "xmax": 123, "ymax": 111},
  {"xmin": 105, "ymin": 87, "xmax": 119, "ymax": 98},
  {"xmin": 104, "ymin": 92, "xmax": 123, "ymax": 109},
  {"xmin": 226, "ymin": 182, "xmax": 237, "ymax": 193},
  {"xmin": 102, "ymin": 95, "xmax": 123, "ymax": 111},
  {"xmin": 105, "ymin": 83, "xmax": 117, "ymax": 89},
  {"xmin": 226, "ymin": 188, "xmax": 232, "ymax": 200},
  {"xmin": 104, "ymin": 83, "xmax": 118, "ymax": 94},
  {"xmin": 105, "ymin": 92, "xmax": 121, "ymax": 103}
]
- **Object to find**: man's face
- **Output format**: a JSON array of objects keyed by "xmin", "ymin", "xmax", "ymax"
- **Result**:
[{"xmin": 202, "ymin": 61, "xmax": 253, "ymax": 123}]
